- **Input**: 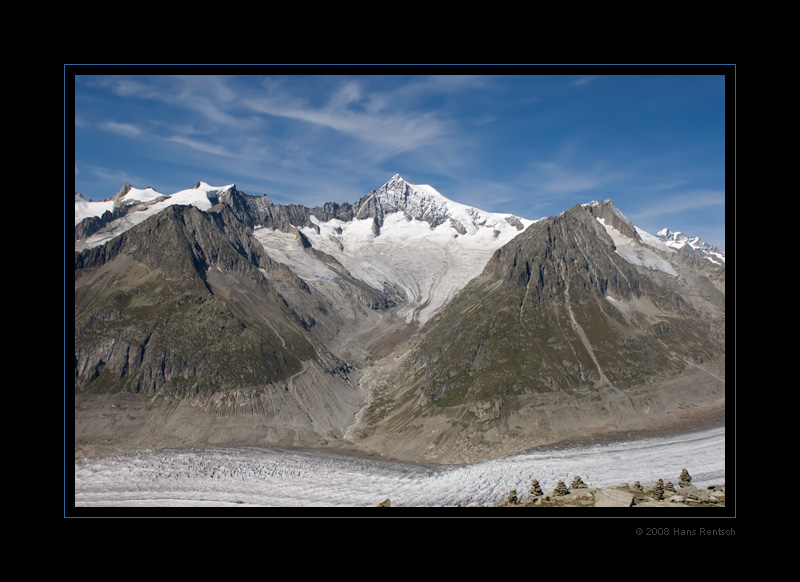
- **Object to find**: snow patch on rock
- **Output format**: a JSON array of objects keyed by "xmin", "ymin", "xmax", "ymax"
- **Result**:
[{"xmin": 597, "ymin": 218, "xmax": 678, "ymax": 277}]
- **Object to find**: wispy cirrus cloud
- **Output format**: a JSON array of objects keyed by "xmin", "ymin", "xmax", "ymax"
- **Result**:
[
  {"xmin": 99, "ymin": 121, "xmax": 145, "ymax": 138},
  {"xmin": 164, "ymin": 134, "xmax": 235, "ymax": 158},
  {"xmin": 242, "ymin": 88, "xmax": 451, "ymax": 161},
  {"xmin": 87, "ymin": 75, "xmax": 466, "ymax": 186}
]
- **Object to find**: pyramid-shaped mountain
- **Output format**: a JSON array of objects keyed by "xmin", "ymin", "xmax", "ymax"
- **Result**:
[{"xmin": 345, "ymin": 200, "xmax": 725, "ymax": 463}]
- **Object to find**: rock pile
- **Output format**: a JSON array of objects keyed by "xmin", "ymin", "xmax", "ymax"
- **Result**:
[
  {"xmin": 494, "ymin": 469, "xmax": 726, "ymax": 508},
  {"xmin": 553, "ymin": 480, "xmax": 570, "ymax": 496},
  {"xmin": 652, "ymin": 479, "xmax": 665, "ymax": 500},
  {"xmin": 571, "ymin": 476, "xmax": 588, "ymax": 489},
  {"xmin": 374, "ymin": 469, "xmax": 725, "ymax": 507}
]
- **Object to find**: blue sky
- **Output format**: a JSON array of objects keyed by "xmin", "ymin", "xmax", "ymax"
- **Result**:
[{"xmin": 72, "ymin": 68, "xmax": 730, "ymax": 250}]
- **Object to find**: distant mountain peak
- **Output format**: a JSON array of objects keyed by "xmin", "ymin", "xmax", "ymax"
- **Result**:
[
  {"xmin": 656, "ymin": 228, "xmax": 724, "ymax": 264},
  {"xmin": 371, "ymin": 174, "xmax": 532, "ymax": 236},
  {"xmin": 374, "ymin": 174, "xmax": 445, "ymax": 217}
]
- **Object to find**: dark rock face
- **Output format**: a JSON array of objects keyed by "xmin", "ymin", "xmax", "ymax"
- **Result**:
[
  {"xmin": 74, "ymin": 204, "xmax": 318, "ymax": 397},
  {"xmin": 583, "ymin": 199, "xmax": 641, "ymax": 241},
  {"xmin": 75, "ymin": 211, "xmax": 112, "ymax": 239},
  {"xmin": 219, "ymin": 186, "xmax": 372, "ymax": 234},
  {"xmin": 411, "ymin": 202, "xmax": 724, "ymax": 402},
  {"xmin": 73, "ymin": 191, "xmax": 406, "ymax": 454}
]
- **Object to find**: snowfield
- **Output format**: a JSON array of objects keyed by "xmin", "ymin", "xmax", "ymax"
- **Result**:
[
  {"xmin": 597, "ymin": 218, "xmax": 678, "ymax": 277},
  {"xmin": 289, "ymin": 213, "xmax": 535, "ymax": 325},
  {"xmin": 73, "ymin": 426, "xmax": 725, "ymax": 508}
]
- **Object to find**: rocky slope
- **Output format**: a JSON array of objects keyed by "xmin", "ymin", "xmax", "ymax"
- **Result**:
[
  {"xmin": 74, "ymin": 200, "xmax": 372, "ymax": 452},
  {"xmin": 345, "ymin": 200, "xmax": 725, "ymax": 464},
  {"xmin": 74, "ymin": 177, "xmax": 725, "ymax": 464}
]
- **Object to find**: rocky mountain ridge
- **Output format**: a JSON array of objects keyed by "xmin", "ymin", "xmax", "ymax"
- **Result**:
[
  {"xmin": 655, "ymin": 227, "xmax": 725, "ymax": 266},
  {"xmin": 344, "ymin": 198, "xmax": 724, "ymax": 463},
  {"xmin": 74, "ymin": 176, "xmax": 726, "ymax": 465}
]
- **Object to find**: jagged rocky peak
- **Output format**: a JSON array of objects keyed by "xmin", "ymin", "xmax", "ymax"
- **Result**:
[
  {"xmin": 106, "ymin": 182, "xmax": 133, "ymax": 211},
  {"xmin": 369, "ymin": 173, "xmax": 530, "ymax": 234},
  {"xmin": 373, "ymin": 173, "xmax": 450, "ymax": 225},
  {"xmin": 116, "ymin": 182, "xmax": 134, "ymax": 198},
  {"xmin": 580, "ymin": 198, "xmax": 640, "ymax": 242},
  {"xmin": 656, "ymin": 227, "xmax": 725, "ymax": 265},
  {"xmin": 377, "ymin": 173, "xmax": 418, "ymax": 202}
]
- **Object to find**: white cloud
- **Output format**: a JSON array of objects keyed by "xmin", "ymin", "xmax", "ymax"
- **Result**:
[
  {"xmin": 243, "ymin": 93, "xmax": 450, "ymax": 161},
  {"xmin": 99, "ymin": 121, "xmax": 143, "ymax": 138},
  {"xmin": 165, "ymin": 135, "xmax": 234, "ymax": 158},
  {"xmin": 109, "ymin": 78, "xmax": 154, "ymax": 98}
]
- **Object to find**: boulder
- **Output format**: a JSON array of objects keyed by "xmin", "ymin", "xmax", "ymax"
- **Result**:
[
  {"xmin": 556, "ymin": 489, "xmax": 596, "ymax": 507},
  {"xmin": 594, "ymin": 489, "xmax": 634, "ymax": 507}
]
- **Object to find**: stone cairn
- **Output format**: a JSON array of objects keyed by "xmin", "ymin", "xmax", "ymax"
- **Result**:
[
  {"xmin": 651, "ymin": 478, "xmax": 665, "ymax": 500},
  {"xmin": 571, "ymin": 476, "xmax": 588, "ymax": 489},
  {"xmin": 553, "ymin": 480, "xmax": 570, "ymax": 496},
  {"xmin": 490, "ymin": 467, "xmax": 721, "ymax": 508},
  {"xmin": 374, "ymin": 466, "xmax": 722, "ymax": 507}
]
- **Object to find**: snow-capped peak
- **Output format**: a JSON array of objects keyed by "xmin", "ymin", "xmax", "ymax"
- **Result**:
[
  {"xmin": 375, "ymin": 174, "xmax": 449, "ymax": 215},
  {"xmin": 75, "ymin": 181, "xmax": 236, "ymax": 250},
  {"xmin": 76, "ymin": 181, "xmax": 234, "ymax": 226},
  {"xmin": 373, "ymin": 174, "xmax": 533, "ymax": 235},
  {"xmin": 656, "ymin": 228, "xmax": 724, "ymax": 264},
  {"xmin": 259, "ymin": 175, "xmax": 536, "ymax": 325},
  {"xmin": 120, "ymin": 185, "xmax": 164, "ymax": 205}
]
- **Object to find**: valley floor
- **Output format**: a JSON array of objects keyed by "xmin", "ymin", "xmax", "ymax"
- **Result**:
[{"xmin": 73, "ymin": 425, "xmax": 725, "ymax": 509}]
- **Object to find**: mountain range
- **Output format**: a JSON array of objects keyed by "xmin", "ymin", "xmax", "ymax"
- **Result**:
[{"xmin": 73, "ymin": 175, "xmax": 726, "ymax": 463}]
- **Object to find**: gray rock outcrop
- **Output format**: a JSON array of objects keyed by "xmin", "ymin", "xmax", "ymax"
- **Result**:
[{"xmin": 594, "ymin": 489, "xmax": 634, "ymax": 507}]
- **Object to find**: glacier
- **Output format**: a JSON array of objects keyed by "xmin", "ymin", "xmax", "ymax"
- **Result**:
[
  {"xmin": 74, "ymin": 426, "xmax": 724, "ymax": 508},
  {"xmin": 286, "ymin": 177, "xmax": 537, "ymax": 325}
]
